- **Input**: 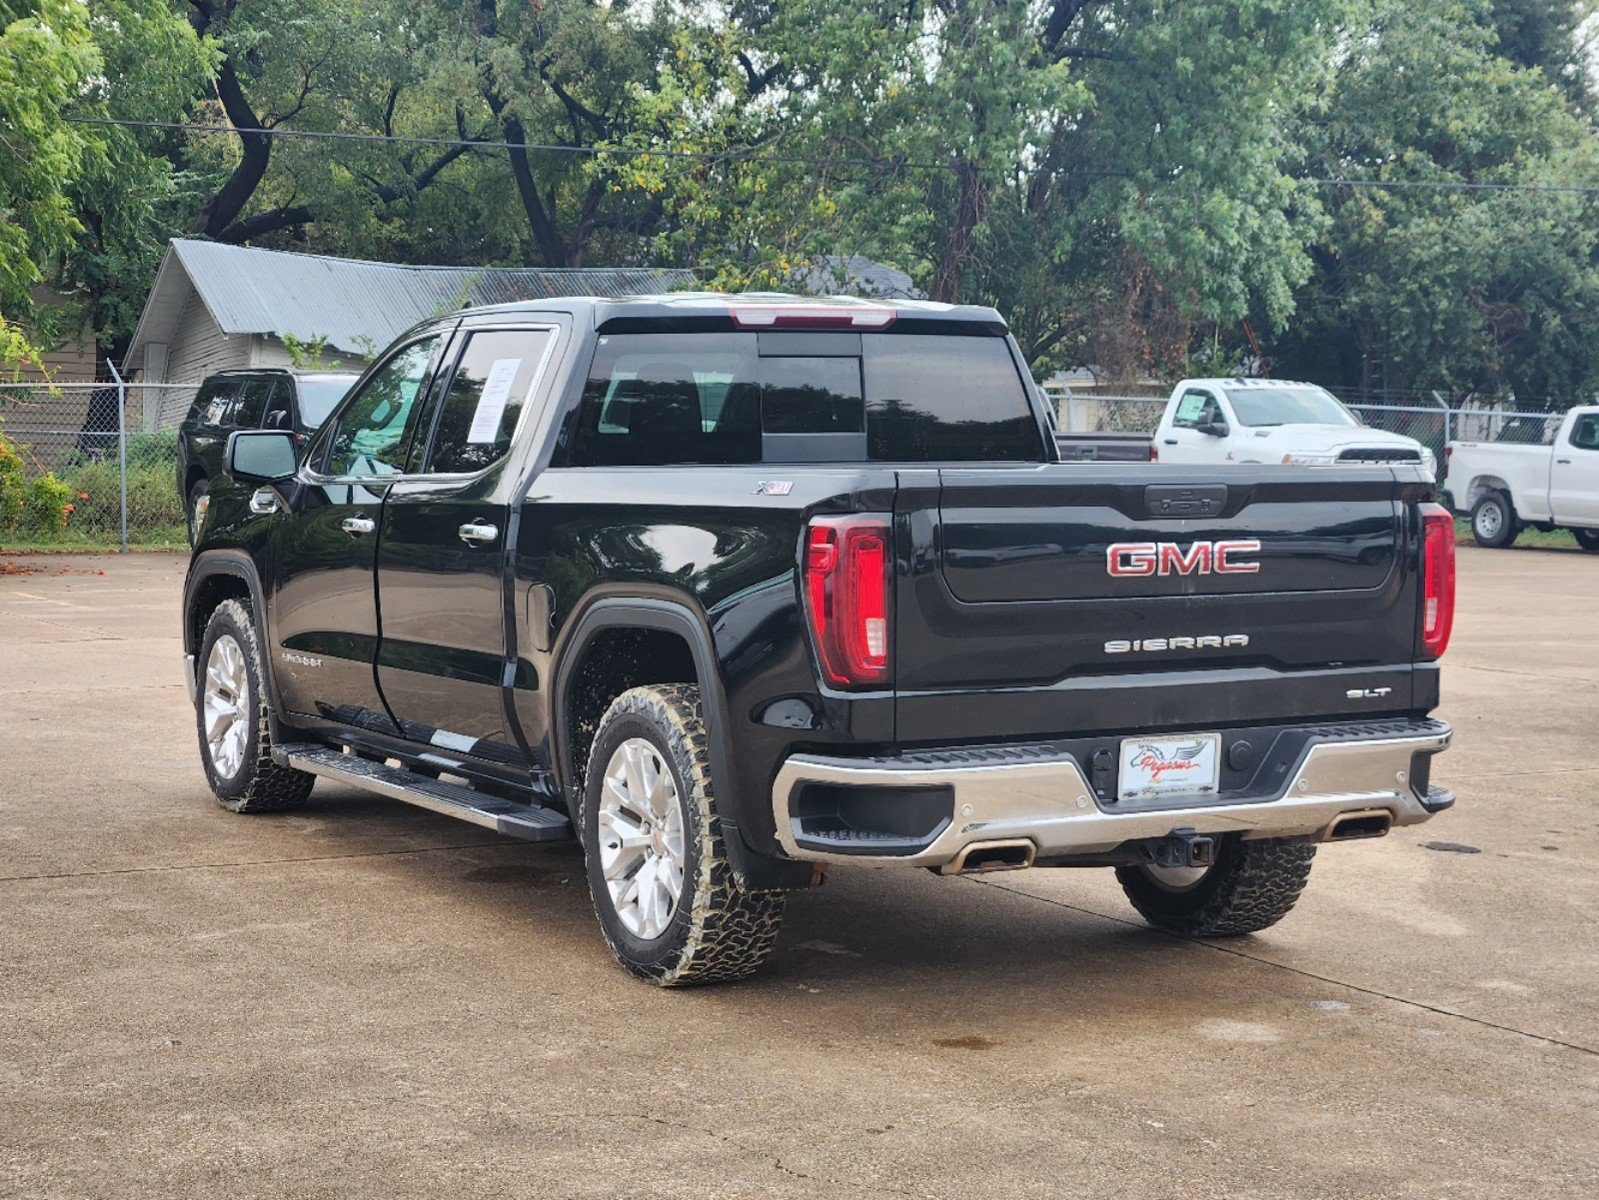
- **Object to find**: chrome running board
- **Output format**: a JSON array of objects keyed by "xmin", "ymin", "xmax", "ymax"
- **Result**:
[{"xmin": 273, "ymin": 743, "xmax": 573, "ymax": 842}]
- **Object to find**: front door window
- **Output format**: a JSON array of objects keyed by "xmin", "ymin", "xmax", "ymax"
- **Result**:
[{"xmin": 323, "ymin": 339, "xmax": 439, "ymax": 477}]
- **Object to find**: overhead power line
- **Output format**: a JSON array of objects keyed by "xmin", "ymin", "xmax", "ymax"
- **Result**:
[
  {"xmin": 68, "ymin": 115, "xmax": 1599, "ymax": 196},
  {"xmin": 65, "ymin": 117, "xmax": 953, "ymax": 172},
  {"xmin": 1319, "ymin": 176, "xmax": 1599, "ymax": 196}
]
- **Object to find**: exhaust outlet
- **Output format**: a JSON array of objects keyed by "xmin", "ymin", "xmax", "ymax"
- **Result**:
[
  {"xmin": 940, "ymin": 839, "xmax": 1036, "ymax": 876},
  {"xmin": 1326, "ymin": 809, "xmax": 1393, "ymax": 841}
]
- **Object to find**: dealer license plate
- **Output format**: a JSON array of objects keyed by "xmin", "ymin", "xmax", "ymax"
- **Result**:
[{"xmin": 1117, "ymin": 733, "xmax": 1222, "ymax": 802}]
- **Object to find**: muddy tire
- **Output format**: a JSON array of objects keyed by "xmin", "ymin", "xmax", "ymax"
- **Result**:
[
  {"xmin": 1116, "ymin": 835, "xmax": 1316, "ymax": 938},
  {"xmin": 1470, "ymin": 491, "xmax": 1517, "ymax": 548},
  {"xmin": 196, "ymin": 599, "xmax": 314, "ymax": 813},
  {"xmin": 581, "ymin": 684, "xmax": 785, "ymax": 986}
]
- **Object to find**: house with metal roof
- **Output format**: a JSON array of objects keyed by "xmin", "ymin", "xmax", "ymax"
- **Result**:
[
  {"xmin": 122, "ymin": 239, "xmax": 698, "ymax": 390},
  {"xmin": 788, "ymin": 255, "xmax": 923, "ymax": 300}
]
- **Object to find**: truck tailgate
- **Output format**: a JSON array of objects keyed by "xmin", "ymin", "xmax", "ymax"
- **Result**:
[{"xmin": 894, "ymin": 464, "xmax": 1431, "ymax": 740}]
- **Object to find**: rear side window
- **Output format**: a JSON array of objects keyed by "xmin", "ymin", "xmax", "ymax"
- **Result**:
[
  {"xmin": 233, "ymin": 377, "xmax": 275, "ymax": 428},
  {"xmin": 192, "ymin": 378, "xmax": 239, "ymax": 426},
  {"xmin": 562, "ymin": 332, "xmax": 1042, "ymax": 466},
  {"xmin": 566, "ymin": 334, "xmax": 760, "ymax": 466},
  {"xmin": 425, "ymin": 329, "xmax": 554, "ymax": 474}
]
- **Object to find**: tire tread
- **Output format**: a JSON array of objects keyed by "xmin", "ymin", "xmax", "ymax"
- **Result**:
[
  {"xmin": 199, "ymin": 599, "xmax": 315, "ymax": 814},
  {"xmin": 1116, "ymin": 837, "xmax": 1316, "ymax": 938},
  {"xmin": 584, "ymin": 684, "xmax": 785, "ymax": 987}
]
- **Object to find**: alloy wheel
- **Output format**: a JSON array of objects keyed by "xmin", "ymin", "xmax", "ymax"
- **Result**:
[
  {"xmin": 597, "ymin": 737, "xmax": 686, "ymax": 940},
  {"xmin": 1141, "ymin": 861, "xmax": 1213, "ymax": 892},
  {"xmin": 203, "ymin": 634, "xmax": 250, "ymax": 779}
]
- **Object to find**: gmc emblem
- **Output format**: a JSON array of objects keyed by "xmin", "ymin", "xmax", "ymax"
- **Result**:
[{"xmin": 1106, "ymin": 539, "xmax": 1262, "ymax": 577}]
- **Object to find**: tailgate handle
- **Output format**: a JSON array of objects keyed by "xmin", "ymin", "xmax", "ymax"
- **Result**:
[{"xmin": 1144, "ymin": 484, "xmax": 1228, "ymax": 518}]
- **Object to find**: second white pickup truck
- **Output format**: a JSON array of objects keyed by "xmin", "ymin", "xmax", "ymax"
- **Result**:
[
  {"xmin": 1154, "ymin": 378, "xmax": 1436, "ymax": 476},
  {"xmin": 1446, "ymin": 405, "xmax": 1599, "ymax": 549}
]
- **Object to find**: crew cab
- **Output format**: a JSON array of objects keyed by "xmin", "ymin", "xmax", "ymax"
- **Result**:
[
  {"xmin": 1446, "ymin": 406, "xmax": 1599, "ymax": 550},
  {"xmin": 182, "ymin": 294, "xmax": 1456, "ymax": 987},
  {"xmin": 1155, "ymin": 378, "xmax": 1436, "ymax": 476}
]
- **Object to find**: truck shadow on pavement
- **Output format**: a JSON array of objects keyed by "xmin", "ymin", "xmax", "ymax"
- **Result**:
[{"xmin": 282, "ymin": 783, "xmax": 1241, "ymax": 1035}]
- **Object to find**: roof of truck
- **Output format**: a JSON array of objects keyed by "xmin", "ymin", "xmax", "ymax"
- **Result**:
[
  {"xmin": 458, "ymin": 291, "xmax": 1009, "ymax": 331},
  {"xmin": 1182, "ymin": 377, "xmax": 1329, "ymax": 389}
]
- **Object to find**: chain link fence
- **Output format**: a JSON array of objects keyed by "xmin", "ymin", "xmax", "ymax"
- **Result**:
[
  {"xmin": 1, "ymin": 380, "xmax": 199, "ymax": 550},
  {"xmin": 1048, "ymin": 389, "xmax": 1581, "ymax": 504},
  {"xmin": 2, "ymin": 376, "xmax": 1583, "ymax": 550},
  {"xmin": 1051, "ymin": 392, "xmax": 1167, "ymax": 434}
]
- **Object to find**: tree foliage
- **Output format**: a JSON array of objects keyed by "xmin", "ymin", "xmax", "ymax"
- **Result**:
[
  {"xmin": 1272, "ymin": 0, "xmax": 1599, "ymax": 403},
  {"xmin": 0, "ymin": 0, "xmax": 100, "ymax": 370},
  {"xmin": 5, "ymin": 0, "xmax": 1599, "ymax": 402},
  {"xmin": 0, "ymin": 0, "xmax": 208, "ymax": 369}
]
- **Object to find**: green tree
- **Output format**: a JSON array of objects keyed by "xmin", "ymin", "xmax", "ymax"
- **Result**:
[
  {"xmin": 621, "ymin": 1, "xmax": 1349, "ymax": 377},
  {"xmin": 1487, "ymin": 0, "xmax": 1598, "ymax": 107},
  {"xmin": 1272, "ymin": 0, "xmax": 1599, "ymax": 404},
  {"xmin": 0, "ymin": 1, "xmax": 209, "ymax": 367},
  {"xmin": 0, "ymin": 0, "xmax": 99, "ymax": 370},
  {"xmin": 68, "ymin": 1, "xmax": 213, "ymax": 358}
]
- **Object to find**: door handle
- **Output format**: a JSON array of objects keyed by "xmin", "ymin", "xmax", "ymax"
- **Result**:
[
  {"xmin": 341, "ymin": 515, "xmax": 376, "ymax": 536},
  {"xmin": 1557, "ymin": 458, "xmax": 1572, "ymax": 464},
  {"xmin": 249, "ymin": 488, "xmax": 280, "ymax": 515},
  {"xmin": 1164, "ymin": 439, "xmax": 1179, "ymax": 445},
  {"xmin": 458, "ymin": 519, "xmax": 500, "ymax": 546}
]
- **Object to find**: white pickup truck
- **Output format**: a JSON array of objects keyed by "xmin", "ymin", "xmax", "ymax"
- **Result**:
[
  {"xmin": 1446, "ymin": 405, "xmax": 1599, "ymax": 549},
  {"xmin": 1153, "ymin": 378, "xmax": 1436, "ymax": 476}
]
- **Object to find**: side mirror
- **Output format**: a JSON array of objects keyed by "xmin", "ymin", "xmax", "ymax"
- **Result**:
[
  {"xmin": 265, "ymin": 408, "xmax": 291, "ymax": 430},
  {"xmin": 225, "ymin": 430, "xmax": 299, "ymax": 483},
  {"xmin": 1200, "ymin": 415, "xmax": 1231, "ymax": 438}
]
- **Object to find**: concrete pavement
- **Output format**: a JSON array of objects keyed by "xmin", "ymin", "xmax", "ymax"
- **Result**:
[{"xmin": 1, "ymin": 547, "xmax": 1595, "ymax": 1198}]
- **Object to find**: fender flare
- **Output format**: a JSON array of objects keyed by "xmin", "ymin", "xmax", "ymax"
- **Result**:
[
  {"xmin": 550, "ymin": 593, "xmax": 808, "ymax": 891},
  {"xmin": 183, "ymin": 551, "xmax": 268, "ymax": 655},
  {"xmin": 184, "ymin": 550, "xmax": 289, "ymax": 742}
]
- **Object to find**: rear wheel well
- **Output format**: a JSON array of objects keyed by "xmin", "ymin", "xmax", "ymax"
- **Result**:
[
  {"xmin": 564, "ymin": 627, "xmax": 699, "ymax": 795},
  {"xmin": 1467, "ymin": 475, "xmax": 1512, "ymax": 509}
]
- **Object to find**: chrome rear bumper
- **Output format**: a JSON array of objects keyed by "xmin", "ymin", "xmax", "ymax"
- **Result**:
[{"xmin": 771, "ymin": 720, "xmax": 1452, "ymax": 869}]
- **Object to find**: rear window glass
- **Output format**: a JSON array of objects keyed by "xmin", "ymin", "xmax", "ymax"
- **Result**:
[
  {"xmin": 294, "ymin": 377, "xmax": 355, "ymax": 429},
  {"xmin": 862, "ymin": 334, "xmax": 1040, "ymax": 461},
  {"xmin": 562, "ymin": 332, "xmax": 1041, "ymax": 466},
  {"xmin": 761, "ymin": 357, "xmax": 863, "ymax": 434},
  {"xmin": 192, "ymin": 377, "xmax": 239, "ymax": 426}
]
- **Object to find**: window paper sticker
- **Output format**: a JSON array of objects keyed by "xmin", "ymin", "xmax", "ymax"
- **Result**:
[{"xmin": 467, "ymin": 358, "xmax": 522, "ymax": 443}]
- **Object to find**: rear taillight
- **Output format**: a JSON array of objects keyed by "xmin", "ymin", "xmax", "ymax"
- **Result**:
[
  {"xmin": 804, "ymin": 515, "xmax": 891, "ymax": 687},
  {"xmin": 1420, "ymin": 503, "xmax": 1455, "ymax": 659},
  {"xmin": 1148, "ymin": 442, "xmax": 1160, "ymax": 463}
]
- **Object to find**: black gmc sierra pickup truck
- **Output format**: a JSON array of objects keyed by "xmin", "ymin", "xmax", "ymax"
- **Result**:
[{"xmin": 183, "ymin": 293, "xmax": 1456, "ymax": 986}]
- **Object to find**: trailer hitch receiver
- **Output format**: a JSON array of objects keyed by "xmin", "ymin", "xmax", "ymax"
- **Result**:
[{"xmin": 1149, "ymin": 827, "xmax": 1216, "ymax": 870}]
